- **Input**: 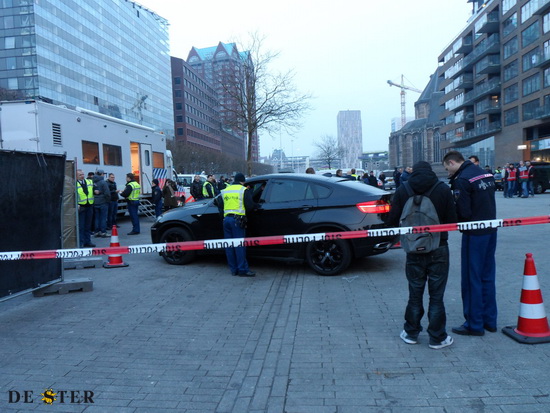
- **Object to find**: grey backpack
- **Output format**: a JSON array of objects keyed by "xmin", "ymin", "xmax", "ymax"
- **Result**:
[{"xmin": 399, "ymin": 181, "xmax": 441, "ymax": 254}]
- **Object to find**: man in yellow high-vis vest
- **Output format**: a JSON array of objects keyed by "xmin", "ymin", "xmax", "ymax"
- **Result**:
[
  {"xmin": 76, "ymin": 169, "xmax": 95, "ymax": 248},
  {"xmin": 120, "ymin": 173, "xmax": 141, "ymax": 235},
  {"xmin": 217, "ymin": 173, "xmax": 257, "ymax": 277}
]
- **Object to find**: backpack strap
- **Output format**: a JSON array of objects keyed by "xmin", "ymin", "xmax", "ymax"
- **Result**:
[{"xmin": 425, "ymin": 181, "xmax": 442, "ymax": 197}]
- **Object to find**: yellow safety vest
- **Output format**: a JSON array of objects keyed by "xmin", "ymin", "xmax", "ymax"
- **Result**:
[
  {"xmin": 77, "ymin": 179, "xmax": 94, "ymax": 205},
  {"xmin": 128, "ymin": 181, "xmax": 141, "ymax": 201},
  {"xmin": 202, "ymin": 181, "xmax": 214, "ymax": 198},
  {"xmin": 221, "ymin": 184, "xmax": 246, "ymax": 216}
]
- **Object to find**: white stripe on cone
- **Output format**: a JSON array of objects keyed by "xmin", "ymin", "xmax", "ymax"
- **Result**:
[
  {"xmin": 522, "ymin": 276, "xmax": 541, "ymax": 290},
  {"xmin": 519, "ymin": 303, "xmax": 548, "ymax": 319}
]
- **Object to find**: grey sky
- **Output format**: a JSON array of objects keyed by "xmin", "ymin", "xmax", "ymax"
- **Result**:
[{"xmin": 137, "ymin": 0, "xmax": 472, "ymax": 158}]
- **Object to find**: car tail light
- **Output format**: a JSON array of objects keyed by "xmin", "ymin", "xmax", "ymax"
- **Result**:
[{"xmin": 356, "ymin": 200, "xmax": 390, "ymax": 214}]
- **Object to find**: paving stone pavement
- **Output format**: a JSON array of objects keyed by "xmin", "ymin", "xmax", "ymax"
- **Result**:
[{"xmin": 1, "ymin": 194, "xmax": 550, "ymax": 412}]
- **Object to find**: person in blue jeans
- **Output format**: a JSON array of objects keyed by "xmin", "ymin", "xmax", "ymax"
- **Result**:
[
  {"xmin": 443, "ymin": 151, "xmax": 498, "ymax": 337},
  {"xmin": 120, "ymin": 173, "xmax": 141, "ymax": 235},
  {"xmin": 387, "ymin": 161, "xmax": 457, "ymax": 349},
  {"xmin": 151, "ymin": 179, "xmax": 163, "ymax": 217}
]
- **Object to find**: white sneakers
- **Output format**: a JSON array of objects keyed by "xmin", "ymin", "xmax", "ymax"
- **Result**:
[
  {"xmin": 400, "ymin": 330, "xmax": 417, "ymax": 344},
  {"xmin": 400, "ymin": 330, "xmax": 454, "ymax": 349},
  {"xmin": 429, "ymin": 335, "xmax": 453, "ymax": 349}
]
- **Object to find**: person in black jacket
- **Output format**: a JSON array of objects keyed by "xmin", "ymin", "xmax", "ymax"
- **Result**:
[
  {"xmin": 151, "ymin": 179, "xmax": 163, "ymax": 217},
  {"xmin": 443, "ymin": 150, "xmax": 497, "ymax": 337},
  {"xmin": 190, "ymin": 175, "xmax": 203, "ymax": 201},
  {"xmin": 387, "ymin": 161, "xmax": 457, "ymax": 349}
]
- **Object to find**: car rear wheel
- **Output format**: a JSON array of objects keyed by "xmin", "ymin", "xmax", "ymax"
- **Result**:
[
  {"xmin": 535, "ymin": 182, "xmax": 544, "ymax": 194},
  {"xmin": 160, "ymin": 227, "xmax": 196, "ymax": 265},
  {"xmin": 305, "ymin": 239, "xmax": 352, "ymax": 276}
]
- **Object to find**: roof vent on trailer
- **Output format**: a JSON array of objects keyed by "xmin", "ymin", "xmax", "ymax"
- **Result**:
[{"xmin": 52, "ymin": 123, "xmax": 62, "ymax": 146}]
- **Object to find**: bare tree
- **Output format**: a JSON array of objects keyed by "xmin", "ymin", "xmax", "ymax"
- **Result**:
[
  {"xmin": 314, "ymin": 135, "xmax": 344, "ymax": 170},
  {"xmin": 167, "ymin": 140, "xmax": 273, "ymax": 176},
  {"xmin": 219, "ymin": 32, "xmax": 312, "ymax": 176}
]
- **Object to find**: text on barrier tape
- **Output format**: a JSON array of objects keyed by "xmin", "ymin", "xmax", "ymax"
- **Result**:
[{"xmin": 1, "ymin": 215, "xmax": 549, "ymax": 261}]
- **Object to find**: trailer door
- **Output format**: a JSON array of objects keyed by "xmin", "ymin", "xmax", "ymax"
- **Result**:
[{"xmin": 130, "ymin": 142, "xmax": 153, "ymax": 195}]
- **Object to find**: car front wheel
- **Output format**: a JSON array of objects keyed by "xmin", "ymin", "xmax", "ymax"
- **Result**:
[
  {"xmin": 159, "ymin": 227, "xmax": 196, "ymax": 265},
  {"xmin": 305, "ymin": 239, "xmax": 352, "ymax": 276}
]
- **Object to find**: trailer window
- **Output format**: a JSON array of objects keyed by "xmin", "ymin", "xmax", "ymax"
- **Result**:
[
  {"xmin": 144, "ymin": 150, "xmax": 150, "ymax": 166},
  {"xmin": 103, "ymin": 144, "xmax": 122, "ymax": 166},
  {"xmin": 82, "ymin": 141, "xmax": 100, "ymax": 164},
  {"xmin": 153, "ymin": 151, "xmax": 164, "ymax": 168}
]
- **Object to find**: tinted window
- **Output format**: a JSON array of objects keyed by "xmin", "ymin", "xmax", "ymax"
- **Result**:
[
  {"xmin": 312, "ymin": 183, "xmax": 331, "ymax": 199},
  {"xmin": 268, "ymin": 180, "xmax": 315, "ymax": 202}
]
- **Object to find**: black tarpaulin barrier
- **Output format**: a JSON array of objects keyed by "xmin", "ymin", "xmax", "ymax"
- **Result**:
[{"xmin": 0, "ymin": 150, "xmax": 65, "ymax": 300}]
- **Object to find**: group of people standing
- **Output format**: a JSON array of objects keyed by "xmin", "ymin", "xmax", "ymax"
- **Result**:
[
  {"xmin": 499, "ymin": 161, "xmax": 536, "ymax": 198},
  {"xmin": 388, "ymin": 150, "xmax": 498, "ymax": 349},
  {"xmin": 77, "ymin": 170, "xmax": 141, "ymax": 247}
]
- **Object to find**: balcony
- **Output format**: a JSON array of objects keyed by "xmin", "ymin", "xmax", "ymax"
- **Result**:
[
  {"xmin": 476, "ymin": 98, "xmax": 501, "ymax": 115},
  {"xmin": 533, "ymin": 49, "xmax": 550, "ymax": 69},
  {"xmin": 535, "ymin": 0, "xmax": 550, "ymax": 15},
  {"xmin": 461, "ymin": 34, "xmax": 500, "ymax": 72},
  {"xmin": 476, "ymin": 55, "xmax": 501, "ymax": 74},
  {"xmin": 455, "ymin": 36, "xmax": 473, "ymax": 54},
  {"xmin": 463, "ymin": 77, "xmax": 501, "ymax": 105},
  {"xmin": 475, "ymin": 11, "xmax": 500, "ymax": 34},
  {"xmin": 457, "ymin": 121, "xmax": 502, "ymax": 144},
  {"xmin": 456, "ymin": 73, "xmax": 474, "ymax": 90}
]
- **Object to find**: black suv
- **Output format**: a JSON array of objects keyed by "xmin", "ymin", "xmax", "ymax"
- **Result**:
[{"xmin": 151, "ymin": 173, "xmax": 397, "ymax": 275}]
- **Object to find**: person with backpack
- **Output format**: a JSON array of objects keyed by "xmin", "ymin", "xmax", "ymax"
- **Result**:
[
  {"xmin": 443, "ymin": 151, "xmax": 497, "ymax": 337},
  {"xmin": 387, "ymin": 161, "xmax": 457, "ymax": 349}
]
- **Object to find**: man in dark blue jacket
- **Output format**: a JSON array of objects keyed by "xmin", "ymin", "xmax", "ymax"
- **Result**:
[{"xmin": 443, "ymin": 150, "xmax": 497, "ymax": 336}]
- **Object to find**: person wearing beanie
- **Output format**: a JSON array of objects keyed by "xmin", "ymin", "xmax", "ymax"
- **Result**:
[
  {"xmin": 387, "ymin": 161, "xmax": 457, "ymax": 349},
  {"xmin": 217, "ymin": 172, "xmax": 258, "ymax": 277},
  {"xmin": 151, "ymin": 178, "xmax": 163, "ymax": 217}
]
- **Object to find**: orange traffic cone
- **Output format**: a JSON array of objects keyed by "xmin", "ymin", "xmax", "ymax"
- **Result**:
[
  {"xmin": 503, "ymin": 253, "xmax": 550, "ymax": 344},
  {"xmin": 103, "ymin": 225, "xmax": 129, "ymax": 268}
]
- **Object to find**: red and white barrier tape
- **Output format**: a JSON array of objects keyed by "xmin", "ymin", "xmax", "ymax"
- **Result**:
[{"xmin": 1, "ymin": 215, "xmax": 549, "ymax": 261}]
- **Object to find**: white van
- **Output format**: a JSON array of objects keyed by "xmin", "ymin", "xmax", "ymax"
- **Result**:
[{"xmin": 176, "ymin": 174, "xmax": 207, "ymax": 202}]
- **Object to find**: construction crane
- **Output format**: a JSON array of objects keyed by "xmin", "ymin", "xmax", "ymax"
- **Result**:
[{"xmin": 387, "ymin": 75, "xmax": 422, "ymax": 129}]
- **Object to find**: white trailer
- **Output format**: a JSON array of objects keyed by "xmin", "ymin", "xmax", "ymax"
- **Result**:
[{"xmin": 0, "ymin": 99, "xmax": 174, "ymax": 200}]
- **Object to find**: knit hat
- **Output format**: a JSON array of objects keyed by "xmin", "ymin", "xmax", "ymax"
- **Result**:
[
  {"xmin": 412, "ymin": 161, "xmax": 432, "ymax": 172},
  {"xmin": 152, "ymin": 179, "xmax": 159, "ymax": 185},
  {"xmin": 233, "ymin": 173, "xmax": 246, "ymax": 183}
]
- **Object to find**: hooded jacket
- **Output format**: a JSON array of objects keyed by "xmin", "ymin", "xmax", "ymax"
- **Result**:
[
  {"xmin": 93, "ymin": 174, "xmax": 111, "ymax": 205},
  {"xmin": 387, "ymin": 162, "xmax": 457, "ymax": 246}
]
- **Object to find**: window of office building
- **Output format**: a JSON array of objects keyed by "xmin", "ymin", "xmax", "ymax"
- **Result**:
[
  {"xmin": 523, "ymin": 73, "xmax": 540, "ymax": 96},
  {"xmin": 504, "ymin": 106, "xmax": 519, "ymax": 125},
  {"xmin": 504, "ymin": 59, "xmax": 519, "ymax": 81},
  {"xmin": 521, "ymin": 0, "xmax": 537, "ymax": 23},
  {"xmin": 504, "ymin": 83, "xmax": 519, "ymax": 103},
  {"xmin": 503, "ymin": 13, "xmax": 518, "ymax": 37},
  {"xmin": 545, "ymin": 67, "xmax": 550, "ymax": 87},
  {"xmin": 177, "ymin": 127, "xmax": 184, "ymax": 136},
  {"xmin": 503, "ymin": 0, "xmax": 517, "ymax": 15},
  {"xmin": 504, "ymin": 37, "xmax": 519, "ymax": 59},
  {"xmin": 522, "ymin": 21, "xmax": 540, "ymax": 48},
  {"xmin": 523, "ymin": 99, "xmax": 539, "ymax": 120},
  {"xmin": 545, "ymin": 12, "xmax": 550, "ymax": 33},
  {"xmin": 522, "ymin": 47, "xmax": 540, "ymax": 71}
]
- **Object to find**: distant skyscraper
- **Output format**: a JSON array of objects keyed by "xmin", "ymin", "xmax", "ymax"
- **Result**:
[
  {"xmin": 0, "ymin": 0, "xmax": 173, "ymax": 135},
  {"xmin": 187, "ymin": 42, "xmax": 259, "ymax": 162},
  {"xmin": 337, "ymin": 110, "xmax": 363, "ymax": 168}
]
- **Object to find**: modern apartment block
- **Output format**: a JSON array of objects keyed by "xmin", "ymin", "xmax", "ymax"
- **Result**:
[
  {"xmin": 187, "ymin": 42, "xmax": 258, "ymax": 162},
  {"xmin": 439, "ymin": 0, "xmax": 550, "ymax": 166},
  {"xmin": 337, "ymin": 110, "xmax": 363, "ymax": 168},
  {"xmin": 0, "ymin": 0, "xmax": 173, "ymax": 135}
]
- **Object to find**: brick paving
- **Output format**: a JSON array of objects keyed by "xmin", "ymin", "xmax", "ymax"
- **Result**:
[{"xmin": 1, "ymin": 194, "xmax": 550, "ymax": 412}]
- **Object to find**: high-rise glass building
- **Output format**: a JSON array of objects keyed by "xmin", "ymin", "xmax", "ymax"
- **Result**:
[{"xmin": 0, "ymin": 0, "xmax": 173, "ymax": 135}]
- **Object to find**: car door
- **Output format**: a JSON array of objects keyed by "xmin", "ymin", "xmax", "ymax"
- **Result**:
[{"xmin": 247, "ymin": 178, "xmax": 318, "ymax": 256}]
